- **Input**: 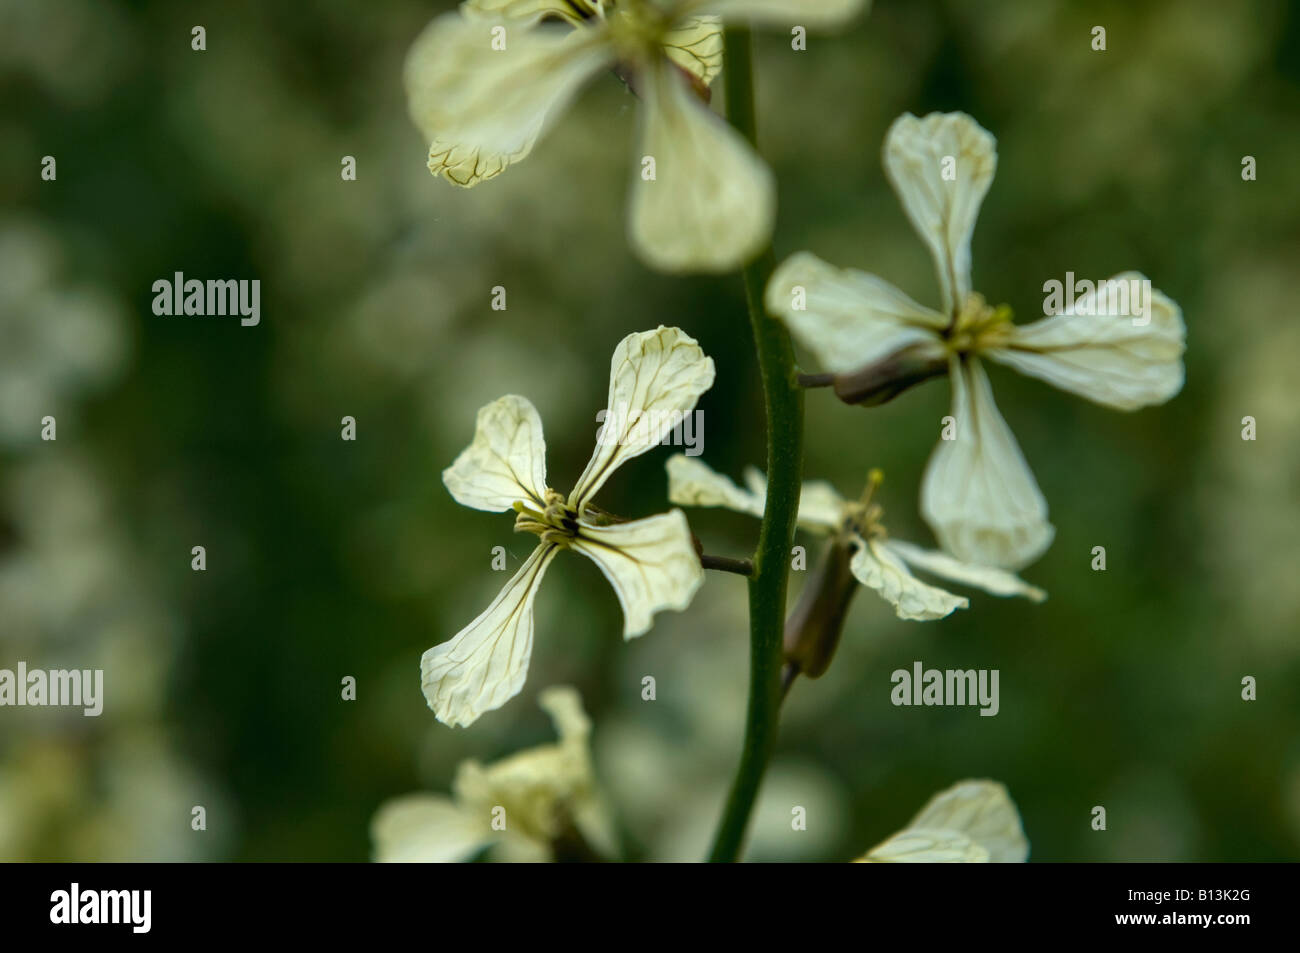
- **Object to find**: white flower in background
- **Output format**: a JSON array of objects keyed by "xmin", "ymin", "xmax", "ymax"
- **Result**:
[
  {"xmin": 767, "ymin": 112, "xmax": 1186, "ymax": 569},
  {"xmin": 667, "ymin": 454, "xmax": 1044, "ymax": 621},
  {"xmin": 0, "ymin": 219, "xmax": 126, "ymax": 449},
  {"xmin": 426, "ymin": 327, "xmax": 714, "ymax": 727},
  {"xmin": 404, "ymin": 0, "xmax": 866, "ymax": 272},
  {"xmin": 856, "ymin": 779, "xmax": 1029, "ymax": 862},
  {"xmin": 372, "ymin": 686, "xmax": 617, "ymax": 862}
]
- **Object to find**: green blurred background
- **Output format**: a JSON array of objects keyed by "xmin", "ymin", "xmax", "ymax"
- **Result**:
[{"xmin": 2, "ymin": 0, "xmax": 1298, "ymax": 861}]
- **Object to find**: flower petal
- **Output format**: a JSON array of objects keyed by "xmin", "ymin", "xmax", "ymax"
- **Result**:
[
  {"xmin": 665, "ymin": 455, "xmax": 849, "ymax": 536},
  {"xmin": 742, "ymin": 465, "xmax": 846, "ymax": 535},
  {"xmin": 666, "ymin": 453, "xmax": 765, "ymax": 518},
  {"xmin": 663, "ymin": 16, "xmax": 725, "ymax": 87},
  {"xmin": 921, "ymin": 357, "xmax": 1054, "ymax": 570},
  {"xmin": 767, "ymin": 251, "xmax": 947, "ymax": 374},
  {"xmin": 426, "ymin": 137, "xmax": 532, "ymax": 188},
  {"xmin": 988, "ymin": 274, "xmax": 1186, "ymax": 411},
  {"xmin": 443, "ymin": 394, "xmax": 549, "ymax": 511},
  {"xmin": 857, "ymin": 828, "xmax": 990, "ymax": 863},
  {"xmin": 461, "ymin": 0, "xmax": 588, "ymax": 27},
  {"xmin": 404, "ymin": 13, "xmax": 611, "ymax": 184},
  {"xmin": 901, "ymin": 780, "xmax": 1029, "ymax": 862},
  {"xmin": 848, "ymin": 535, "xmax": 968, "ymax": 620},
  {"xmin": 884, "ymin": 539, "xmax": 1046, "ymax": 603},
  {"xmin": 452, "ymin": 685, "xmax": 619, "ymax": 859},
  {"xmin": 538, "ymin": 684, "xmax": 592, "ymax": 745},
  {"xmin": 536, "ymin": 686, "xmax": 620, "ymax": 856},
  {"xmin": 571, "ymin": 510, "xmax": 704, "ymax": 638},
  {"xmin": 421, "ymin": 543, "xmax": 559, "ymax": 727},
  {"xmin": 570, "ymin": 327, "xmax": 715, "ymax": 508},
  {"xmin": 693, "ymin": 0, "xmax": 868, "ymax": 29},
  {"xmin": 883, "ymin": 112, "xmax": 997, "ymax": 314},
  {"xmin": 627, "ymin": 62, "xmax": 775, "ymax": 273},
  {"xmin": 370, "ymin": 794, "xmax": 489, "ymax": 863}
]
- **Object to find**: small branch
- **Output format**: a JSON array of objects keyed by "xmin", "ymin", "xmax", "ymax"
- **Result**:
[
  {"xmin": 701, "ymin": 554, "xmax": 754, "ymax": 577},
  {"xmin": 797, "ymin": 372, "xmax": 835, "ymax": 389},
  {"xmin": 780, "ymin": 662, "xmax": 800, "ymax": 700}
]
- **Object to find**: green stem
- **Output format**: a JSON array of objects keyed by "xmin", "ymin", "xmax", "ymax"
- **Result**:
[{"xmin": 706, "ymin": 27, "xmax": 805, "ymax": 863}]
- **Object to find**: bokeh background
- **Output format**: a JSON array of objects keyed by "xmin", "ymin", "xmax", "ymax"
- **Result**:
[{"xmin": 2, "ymin": 0, "xmax": 1298, "ymax": 861}]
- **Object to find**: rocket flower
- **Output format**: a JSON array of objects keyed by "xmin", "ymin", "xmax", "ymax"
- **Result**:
[
  {"xmin": 767, "ymin": 112, "xmax": 1186, "ymax": 569},
  {"xmin": 425, "ymin": 327, "xmax": 715, "ymax": 727},
  {"xmin": 668, "ymin": 455, "xmax": 1042, "ymax": 677},
  {"xmin": 668, "ymin": 454, "xmax": 1044, "ymax": 622},
  {"xmin": 372, "ymin": 686, "xmax": 617, "ymax": 862},
  {"xmin": 404, "ymin": 0, "xmax": 867, "ymax": 272}
]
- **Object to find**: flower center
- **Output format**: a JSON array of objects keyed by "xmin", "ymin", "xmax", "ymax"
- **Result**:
[
  {"xmin": 841, "ymin": 468, "xmax": 887, "ymax": 541},
  {"xmin": 946, "ymin": 293, "xmax": 1014, "ymax": 354},
  {"xmin": 514, "ymin": 490, "xmax": 582, "ymax": 548},
  {"xmin": 601, "ymin": 1, "xmax": 678, "ymax": 64}
]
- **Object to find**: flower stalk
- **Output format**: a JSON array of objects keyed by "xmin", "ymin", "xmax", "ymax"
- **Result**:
[{"xmin": 706, "ymin": 26, "xmax": 805, "ymax": 864}]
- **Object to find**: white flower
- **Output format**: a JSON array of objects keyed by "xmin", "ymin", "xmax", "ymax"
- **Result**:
[
  {"xmin": 856, "ymin": 779, "xmax": 1029, "ymax": 863},
  {"xmin": 767, "ymin": 112, "xmax": 1186, "ymax": 569},
  {"xmin": 372, "ymin": 686, "xmax": 617, "ymax": 862},
  {"xmin": 426, "ymin": 327, "xmax": 715, "ymax": 727},
  {"xmin": 666, "ymin": 454, "xmax": 1044, "ymax": 622},
  {"xmin": 404, "ymin": 0, "xmax": 866, "ymax": 272}
]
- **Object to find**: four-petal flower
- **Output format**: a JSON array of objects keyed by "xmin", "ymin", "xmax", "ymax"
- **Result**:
[
  {"xmin": 373, "ymin": 686, "xmax": 617, "ymax": 861},
  {"xmin": 404, "ymin": 0, "xmax": 866, "ymax": 272},
  {"xmin": 767, "ymin": 112, "xmax": 1187, "ymax": 569},
  {"xmin": 667, "ymin": 454, "xmax": 1044, "ymax": 622},
  {"xmin": 426, "ymin": 326, "xmax": 715, "ymax": 727}
]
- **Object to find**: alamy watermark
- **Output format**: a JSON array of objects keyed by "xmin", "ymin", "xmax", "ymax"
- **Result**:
[
  {"xmin": 595, "ymin": 404, "xmax": 704, "ymax": 457},
  {"xmin": 50, "ymin": 884, "xmax": 151, "ymax": 933},
  {"xmin": 891, "ymin": 661, "xmax": 999, "ymax": 716},
  {"xmin": 0, "ymin": 662, "xmax": 103, "ymax": 716},
  {"xmin": 1042, "ymin": 272, "xmax": 1152, "ymax": 326},
  {"xmin": 152, "ymin": 271, "xmax": 260, "ymax": 326}
]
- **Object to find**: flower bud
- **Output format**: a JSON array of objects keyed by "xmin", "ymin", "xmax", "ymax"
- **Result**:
[
  {"xmin": 832, "ymin": 342, "xmax": 948, "ymax": 407},
  {"xmin": 783, "ymin": 540, "xmax": 859, "ymax": 678}
]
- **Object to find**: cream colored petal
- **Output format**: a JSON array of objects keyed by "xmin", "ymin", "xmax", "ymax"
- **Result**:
[
  {"xmin": 796, "ymin": 482, "xmax": 849, "ymax": 533},
  {"xmin": 848, "ymin": 535, "xmax": 968, "ymax": 621},
  {"xmin": 692, "ymin": 0, "xmax": 868, "ymax": 29},
  {"xmin": 858, "ymin": 780, "xmax": 1028, "ymax": 863},
  {"xmin": 462, "ymin": 0, "xmax": 587, "ymax": 27},
  {"xmin": 988, "ymin": 274, "xmax": 1186, "ymax": 411},
  {"xmin": 538, "ymin": 684, "xmax": 591, "ymax": 744},
  {"xmin": 570, "ymin": 327, "xmax": 715, "ymax": 508},
  {"xmin": 370, "ymin": 794, "xmax": 489, "ymax": 863},
  {"xmin": 455, "ymin": 686, "xmax": 619, "ymax": 859},
  {"xmin": 903, "ymin": 780, "xmax": 1029, "ymax": 862},
  {"xmin": 538, "ymin": 686, "xmax": 620, "ymax": 857},
  {"xmin": 666, "ymin": 454, "xmax": 765, "ymax": 518},
  {"xmin": 884, "ymin": 539, "xmax": 1046, "ymax": 603},
  {"xmin": 921, "ymin": 357, "xmax": 1054, "ymax": 570},
  {"xmin": 427, "ymin": 137, "xmax": 534, "ymax": 188},
  {"xmin": 421, "ymin": 543, "xmax": 559, "ymax": 727},
  {"xmin": 857, "ymin": 828, "xmax": 989, "ymax": 863},
  {"xmin": 663, "ymin": 16, "xmax": 724, "ymax": 87},
  {"xmin": 667, "ymin": 455, "xmax": 844, "ymax": 535},
  {"xmin": 766, "ymin": 251, "xmax": 947, "ymax": 374},
  {"xmin": 442, "ymin": 394, "xmax": 548, "ymax": 511},
  {"xmin": 404, "ymin": 13, "xmax": 611, "ymax": 181},
  {"xmin": 627, "ymin": 62, "xmax": 775, "ymax": 273},
  {"xmin": 883, "ymin": 112, "xmax": 997, "ymax": 314},
  {"xmin": 571, "ymin": 510, "xmax": 704, "ymax": 638},
  {"xmin": 741, "ymin": 464, "xmax": 846, "ymax": 535}
]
